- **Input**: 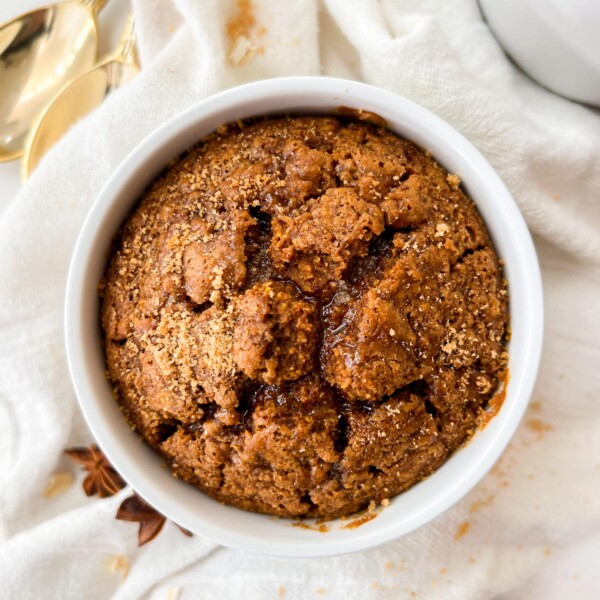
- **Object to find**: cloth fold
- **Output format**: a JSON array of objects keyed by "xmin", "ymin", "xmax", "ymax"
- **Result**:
[{"xmin": 0, "ymin": 0, "xmax": 599, "ymax": 598}]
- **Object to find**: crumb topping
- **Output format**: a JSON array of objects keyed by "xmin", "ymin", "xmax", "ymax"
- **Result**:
[{"xmin": 101, "ymin": 115, "xmax": 509, "ymax": 518}]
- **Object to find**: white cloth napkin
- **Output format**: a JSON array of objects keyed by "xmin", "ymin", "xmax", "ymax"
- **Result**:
[{"xmin": 1, "ymin": 0, "xmax": 599, "ymax": 598}]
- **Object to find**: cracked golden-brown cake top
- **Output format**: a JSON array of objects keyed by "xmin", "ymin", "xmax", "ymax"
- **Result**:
[{"xmin": 101, "ymin": 115, "xmax": 508, "ymax": 519}]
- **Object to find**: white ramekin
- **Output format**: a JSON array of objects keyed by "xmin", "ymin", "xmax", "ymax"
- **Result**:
[{"xmin": 65, "ymin": 77, "xmax": 543, "ymax": 557}]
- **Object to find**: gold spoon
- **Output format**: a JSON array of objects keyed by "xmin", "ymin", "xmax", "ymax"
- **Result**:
[
  {"xmin": 0, "ymin": 0, "xmax": 109, "ymax": 163},
  {"xmin": 23, "ymin": 15, "xmax": 138, "ymax": 178}
]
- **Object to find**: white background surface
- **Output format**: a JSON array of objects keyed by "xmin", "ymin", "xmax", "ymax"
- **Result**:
[{"xmin": 0, "ymin": 0, "xmax": 599, "ymax": 597}]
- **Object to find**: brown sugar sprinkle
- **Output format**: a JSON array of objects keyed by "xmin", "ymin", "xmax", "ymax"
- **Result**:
[
  {"xmin": 146, "ymin": 308, "xmax": 202, "ymax": 396},
  {"xmin": 447, "ymin": 173, "xmax": 461, "ymax": 189},
  {"xmin": 226, "ymin": 0, "xmax": 263, "ymax": 66},
  {"xmin": 469, "ymin": 491, "xmax": 495, "ymax": 514},
  {"xmin": 101, "ymin": 115, "xmax": 509, "ymax": 520},
  {"xmin": 226, "ymin": 0, "xmax": 255, "ymax": 41},
  {"xmin": 454, "ymin": 521, "xmax": 471, "ymax": 540},
  {"xmin": 525, "ymin": 418, "xmax": 554, "ymax": 439},
  {"xmin": 340, "ymin": 512, "xmax": 378, "ymax": 530},
  {"xmin": 526, "ymin": 418, "xmax": 553, "ymax": 432},
  {"xmin": 339, "ymin": 498, "xmax": 389, "ymax": 529},
  {"xmin": 291, "ymin": 521, "xmax": 330, "ymax": 533}
]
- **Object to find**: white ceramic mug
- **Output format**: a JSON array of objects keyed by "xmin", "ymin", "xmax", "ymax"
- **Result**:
[
  {"xmin": 65, "ymin": 77, "xmax": 543, "ymax": 557},
  {"xmin": 480, "ymin": 0, "xmax": 600, "ymax": 106}
]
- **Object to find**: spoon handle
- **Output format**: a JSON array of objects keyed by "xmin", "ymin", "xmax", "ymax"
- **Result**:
[
  {"xmin": 113, "ymin": 15, "xmax": 137, "ymax": 65},
  {"xmin": 81, "ymin": 0, "xmax": 110, "ymax": 16}
]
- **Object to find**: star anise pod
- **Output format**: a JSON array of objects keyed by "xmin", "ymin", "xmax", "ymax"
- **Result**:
[
  {"xmin": 65, "ymin": 445, "xmax": 126, "ymax": 498},
  {"xmin": 116, "ymin": 493, "xmax": 192, "ymax": 546}
]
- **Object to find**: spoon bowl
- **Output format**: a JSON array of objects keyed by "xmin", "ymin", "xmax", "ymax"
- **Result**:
[
  {"xmin": 23, "ymin": 16, "xmax": 138, "ymax": 177},
  {"xmin": 0, "ymin": 0, "xmax": 108, "ymax": 162}
]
